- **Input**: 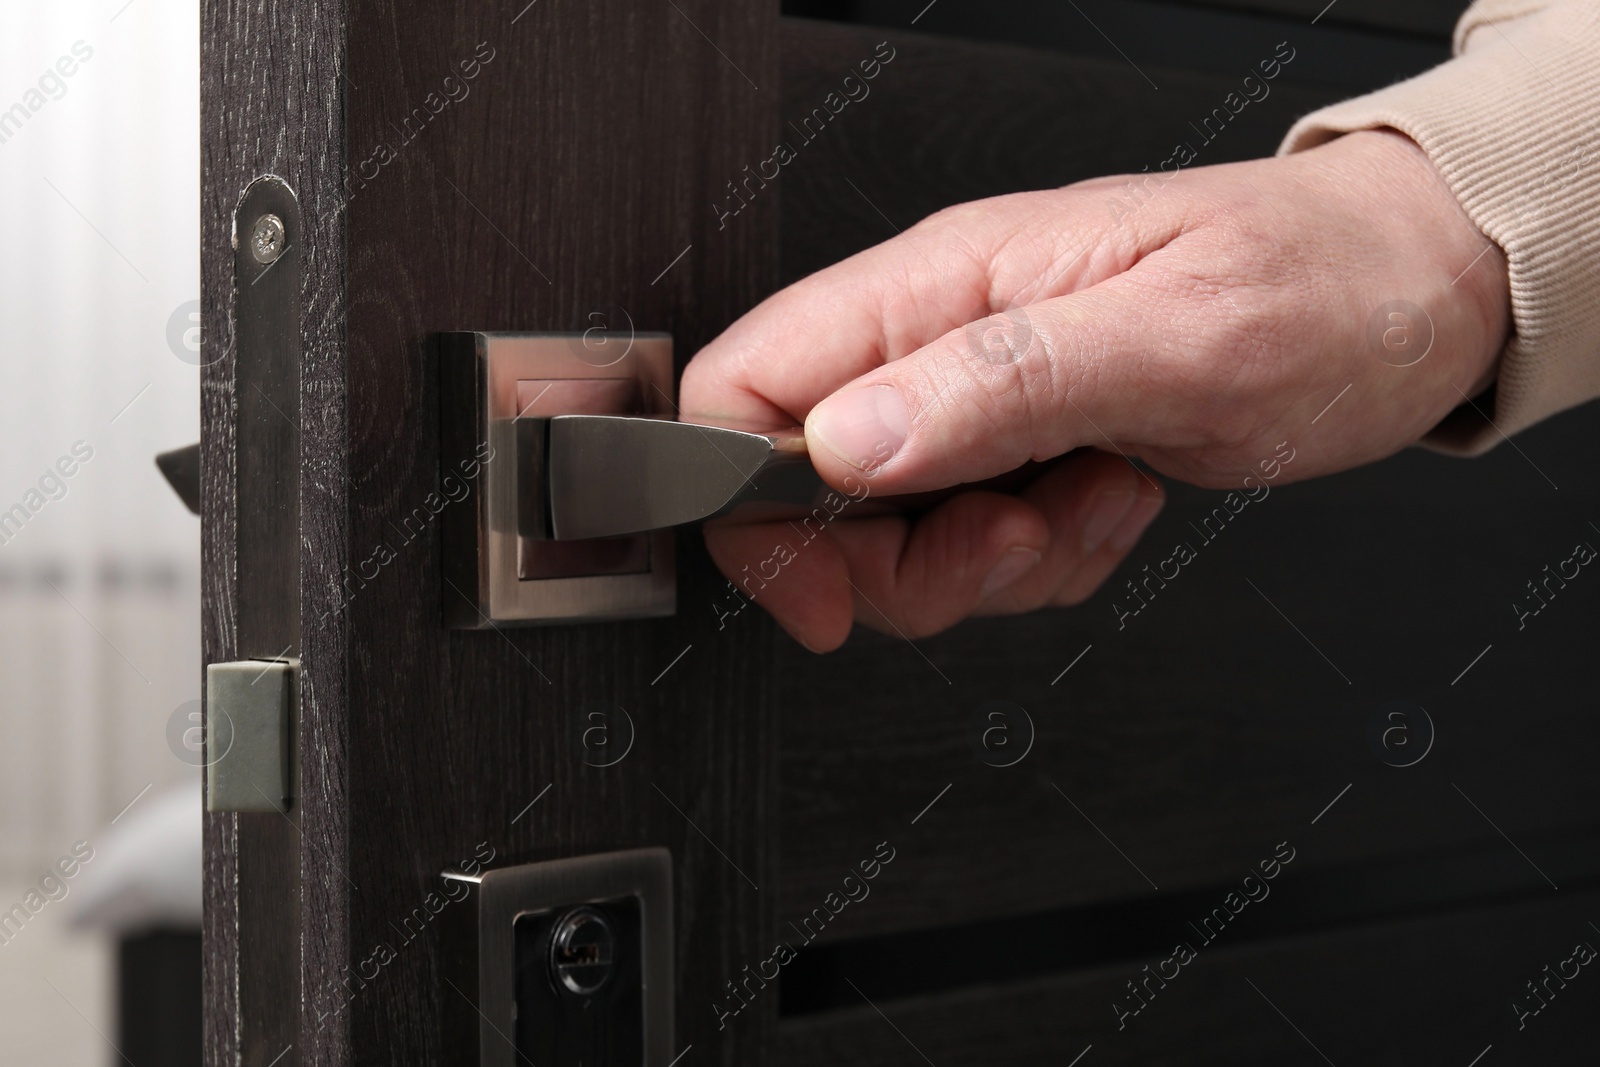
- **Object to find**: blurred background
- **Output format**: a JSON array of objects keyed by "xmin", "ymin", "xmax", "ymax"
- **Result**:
[{"xmin": 0, "ymin": 1, "xmax": 201, "ymax": 1063}]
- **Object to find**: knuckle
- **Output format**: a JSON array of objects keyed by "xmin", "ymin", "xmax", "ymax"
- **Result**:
[
  {"xmin": 678, "ymin": 354, "xmax": 713, "ymax": 396},
  {"xmin": 916, "ymin": 193, "xmax": 1017, "ymax": 235},
  {"xmin": 917, "ymin": 328, "xmax": 1068, "ymax": 466},
  {"xmin": 1131, "ymin": 263, "xmax": 1293, "ymax": 456},
  {"xmin": 917, "ymin": 200, "xmax": 978, "ymax": 232}
]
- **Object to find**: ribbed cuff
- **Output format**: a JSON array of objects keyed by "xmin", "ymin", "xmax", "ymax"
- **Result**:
[{"xmin": 1280, "ymin": 1, "xmax": 1600, "ymax": 454}]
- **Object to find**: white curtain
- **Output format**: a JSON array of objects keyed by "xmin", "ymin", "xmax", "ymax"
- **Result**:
[{"xmin": 0, "ymin": 1, "xmax": 199, "ymax": 1059}]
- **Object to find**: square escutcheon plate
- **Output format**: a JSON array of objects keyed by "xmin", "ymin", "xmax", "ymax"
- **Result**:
[{"xmin": 438, "ymin": 331, "xmax": 675, "ymax": 627}]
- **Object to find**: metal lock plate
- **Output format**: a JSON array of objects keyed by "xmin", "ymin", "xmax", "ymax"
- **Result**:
[
  {"xmin": 439, "ymin": 332, "xmax": 675, "ymax": 627},
  {"xmin": 440, "ymin": 848, "xmax": 674, "ymax": 1067},
  {"xmin": 204, "ymin": 658, "xmax": 297, "ymax": 812}
]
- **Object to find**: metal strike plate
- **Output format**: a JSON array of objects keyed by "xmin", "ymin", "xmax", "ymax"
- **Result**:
[
  {"xmin": 204, "ymin": 658, "xmax": 297, "ymax": 812},
  {"xmin": 439, "ymin": 332, "xmax": 675, "ymax": 627},
  {"xmin": 440, "ymin": 848, "xmax": 674, "ymax": 1067}
]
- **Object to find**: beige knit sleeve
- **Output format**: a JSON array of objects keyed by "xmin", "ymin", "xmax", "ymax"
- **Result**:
[{"xmin": 1280, "ymin": 0, "xmax": 1600, "ymax": 454}]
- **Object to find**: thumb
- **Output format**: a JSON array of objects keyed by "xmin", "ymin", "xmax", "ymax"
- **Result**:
[{"xmin": 804, "ymin": 286, "xmax": 1154, "ymax": 493}]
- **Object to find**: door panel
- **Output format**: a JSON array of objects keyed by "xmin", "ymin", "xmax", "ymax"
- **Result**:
[
  {"xmin": 777, "ymin": 890, "xmax": 1600, "ymax": 1065},
  {"xmin": 200, "ymin": 5, "xmax": 339, "ymax": 1064},
  {"xmin": 203, "ymin": 1, "xmax": 780, "ymax": 1064},
  {"xmin": 775, "ymin": 416, "xmax": 1600, "ymax": 938},
  {"xmin": 776, "ymin": 20, "xmax": 1340, "ymax": 284},
  {"xmin": 201, "ymin": 4, "xmax": 1600, "ymax": 1064},
  {"xmin": 772, "ymin": 15, "xmax": 1600, "ymax": 1060}
]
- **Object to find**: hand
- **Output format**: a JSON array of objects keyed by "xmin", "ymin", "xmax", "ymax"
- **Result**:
[{"xmin": 682, "ymin": 130, "xmax": 1511, "ymax": 652}]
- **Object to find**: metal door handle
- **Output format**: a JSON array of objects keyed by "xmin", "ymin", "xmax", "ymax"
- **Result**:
[
  {"xmin": 522, "ymin": 415, "xmax": 841, "ymax": 541},
  {"xmin": 439, "ymin": 331, "xmax": 1041, "ymax": 626},
  {"xmin": 157, "ymin": 443, "xmax": 201, "ymax": 515},
  {"xmin": 441, "ymin": 330, "xmax": 872, "ymax": 626}
]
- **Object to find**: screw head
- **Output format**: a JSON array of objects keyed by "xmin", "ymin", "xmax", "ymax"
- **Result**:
[
  {"xmin": 548, "ymin": 906, "xmax": 616, "ymax": 996},
  {"xmin": 250, "ymin": 213, "xmax": 287, "ymax": 264}
]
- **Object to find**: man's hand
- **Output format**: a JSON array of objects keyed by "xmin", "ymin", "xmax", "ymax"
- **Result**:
[{"xmin": 681, "ymin": 130, "xmax": 1511, "ymax": 652}]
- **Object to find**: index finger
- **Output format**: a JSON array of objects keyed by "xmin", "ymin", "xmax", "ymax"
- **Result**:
[{"xmin": 679, "ymin": 190, "xmax": 1124, "ymax": 426}]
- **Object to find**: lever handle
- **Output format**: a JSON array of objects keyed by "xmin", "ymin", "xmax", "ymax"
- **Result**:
[
  {"xmin": 523, "ymin": 415, "xmax": 855, "ymax": 541},
  {"xmin": 443, "ymin": 330, "xmax": 1046, "ymax": 626},
  {"xmin": 524, "ymin": 414, "xmax": 1048, "ymax": 542},
  {"xmin": 157, "ymin": 443, "xmax": 201, "ymax": 515}
]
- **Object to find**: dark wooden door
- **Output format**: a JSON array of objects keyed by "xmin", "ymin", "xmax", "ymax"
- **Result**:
[
  {"xmin": 201, "ymin": 1, "xmax": 1600, "ymax": 1065},
  {"xmin": 202, "ymin": 2, "xmax": 778, "ymax": 1064},
  {"xmin": 771, "ymin": 10, "xmax": 1600, "ymax": 1066}
]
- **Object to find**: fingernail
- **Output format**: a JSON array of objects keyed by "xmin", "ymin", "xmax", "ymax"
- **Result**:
[
  {"xmin": 1109, "ymin": 496, "xmax": 1164, "ymax": 552},
  {"xmin": 1082, "ymin": 490, "xmax": 1137, "ymax": 554},
  {"xmin": 810, "ymin": 384, "xmax": 909, "ymax": 472},
  {"xmin": 981, "ymin": 547, "xmax": 1042, "ymax": 599}
]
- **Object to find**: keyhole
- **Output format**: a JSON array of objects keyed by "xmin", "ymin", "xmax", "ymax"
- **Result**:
[{"xmin": 549, "ymin": 906, "xmax": 617, "ymax": 996}]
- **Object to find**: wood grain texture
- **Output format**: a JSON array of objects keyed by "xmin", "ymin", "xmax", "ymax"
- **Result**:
[
  {"xmin": 202, "ymin": 2, "xmax": 349, "ymax": 1066},
  {"xmin": 1166, "ymin": 0, "xmax": 1463, "ymax": 38},
  {"xmin": 777, "ymin": 889, "xmax": 1600, "ymax": 1065},
  {"xmin": 846, "ymin": 0, "xmax": 1451, "ymax": 93},
  {"xmin": 777, "ymin": 20, "xmax": 1341, "ymax": 286},
  {"xmin": 337, "ymin": 1, "xmax": 778, "ymax": 1064},
  {"xmin": 205, "ymin": 0, "xmax": 781, "ymax": 1064},
  {"xmin": 774, "ymin": 20, "xmax": 1600, "ymax": 943},
  {"xmin": 775, "ymin": 401, "xmax": 1600, "ymax": 942},
  {"xmin": 788, "ymin": 0, "xmax": 1463, "ymax": 39}
]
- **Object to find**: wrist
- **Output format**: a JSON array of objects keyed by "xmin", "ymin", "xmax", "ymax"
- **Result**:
[{"xmin": 1317, "ymin": 128, "xmax": 1511, "ymax": 396}]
